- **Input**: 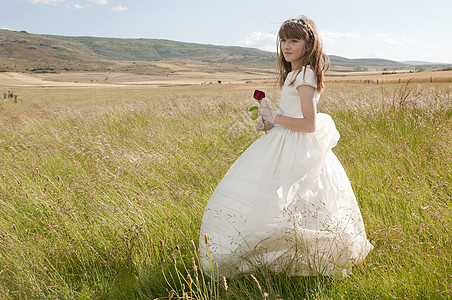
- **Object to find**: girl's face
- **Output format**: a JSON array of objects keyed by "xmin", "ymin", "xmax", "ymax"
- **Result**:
[{"xmin": 280, "ymin": 38, "xmax": 307, "ymax": 69}]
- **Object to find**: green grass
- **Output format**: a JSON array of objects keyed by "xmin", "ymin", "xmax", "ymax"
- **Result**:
[{"xmin": 0, "ymin": 82, "xmax": 450, "ymax": 299}]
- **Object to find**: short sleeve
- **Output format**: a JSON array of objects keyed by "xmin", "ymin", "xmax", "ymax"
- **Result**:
[{"xmin": 294, "ymin": 66, "xmax": 317, "ymax": 89}]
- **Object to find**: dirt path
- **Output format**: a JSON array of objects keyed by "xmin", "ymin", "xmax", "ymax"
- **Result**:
[{"xmin": 0, "ymin": 72, "xmax": 128, "ymax": 88}]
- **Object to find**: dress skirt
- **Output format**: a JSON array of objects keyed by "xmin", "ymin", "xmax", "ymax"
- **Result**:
[{"xmin": 199, "ymin": 113, "xmax": 373, "ymax": 278}]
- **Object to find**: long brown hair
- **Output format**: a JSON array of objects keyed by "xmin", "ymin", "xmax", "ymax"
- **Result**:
[{"xmin": 277, "ymin": 16, "xmax": 329, "ymax": 92}]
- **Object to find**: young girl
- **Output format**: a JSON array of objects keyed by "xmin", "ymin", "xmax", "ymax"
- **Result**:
[{"xmin": 199, "ymin": 16, "xmax": 373, "ymax": 278}]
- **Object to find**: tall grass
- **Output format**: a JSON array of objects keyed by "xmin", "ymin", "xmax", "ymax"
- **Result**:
[{"xmin": 0, "ymin": 82, "xmax": 450, "ymax": 299}]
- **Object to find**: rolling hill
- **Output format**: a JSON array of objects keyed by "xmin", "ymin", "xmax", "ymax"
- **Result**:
[{"xmin": 0, "ymin": 29, "xmax": 431, "ymax": 74}]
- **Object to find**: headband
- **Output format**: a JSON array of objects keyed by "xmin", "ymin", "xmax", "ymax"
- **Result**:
[{"xmin": 286, "ymin": 19, "xmax": 314, "ymax": 40}]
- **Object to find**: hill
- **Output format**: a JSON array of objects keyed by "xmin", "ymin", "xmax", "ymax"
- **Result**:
[
  {"xmin": 328, "ymin": 55, "xmax": 421, "ymax": 70},
  {"xmin": 0, "ymin": 29, "xmax": 437, "ymax": 74},
  {"xmin": 0, "ymin": 29, "xmax": 276, "ymax": 73}
]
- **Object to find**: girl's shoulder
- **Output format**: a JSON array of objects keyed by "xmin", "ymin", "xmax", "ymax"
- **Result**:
[{"xmin": 287, "ymin": 65, "xmax": 317, "ymax": 89}]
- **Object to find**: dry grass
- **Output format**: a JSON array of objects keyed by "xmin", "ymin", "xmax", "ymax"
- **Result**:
[{"xmin": 0, "ymin": 81, "xmax": 450, "ymax": 299}]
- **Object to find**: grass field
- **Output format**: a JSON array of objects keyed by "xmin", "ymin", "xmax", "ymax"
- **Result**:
[{"xmin": 0, "ymin": 80, "xmax": 451, "ymax": 299}]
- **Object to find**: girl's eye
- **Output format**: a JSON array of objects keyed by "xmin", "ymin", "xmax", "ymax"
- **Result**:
[{"xmin": 291, "ymin": 40, "xmax": 298, "ymax": 43}]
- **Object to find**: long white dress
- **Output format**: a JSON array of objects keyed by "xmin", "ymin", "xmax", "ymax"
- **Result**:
[{"xmin": 199, "ymin": 66, "xmax": 373, "ymax": 278}]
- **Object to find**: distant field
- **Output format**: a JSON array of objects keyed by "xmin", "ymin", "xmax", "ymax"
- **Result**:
[
  {"xmin": 1, "ymin": 69, "xmax": 451, "ymax": 90},
  {"xmin": 0, "ymin": 78, "xmax": 451, "ymax": 299},
  {"xmin": 327, "ymin": 69, "xmax": 452, "ymax": 84},
  {"xmin": 0, "ymin": 70, "xmax": 276, "ymax": 88}
]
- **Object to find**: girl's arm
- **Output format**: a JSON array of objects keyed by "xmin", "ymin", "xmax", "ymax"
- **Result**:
[{"xmin": 274, "ymin": 85, "xmax": 317, "ymax": 133}]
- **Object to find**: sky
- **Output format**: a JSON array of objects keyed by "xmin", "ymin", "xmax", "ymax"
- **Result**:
[{"xmin": 1, "ymin": 0, "xmax": 452, "ymax": 64}]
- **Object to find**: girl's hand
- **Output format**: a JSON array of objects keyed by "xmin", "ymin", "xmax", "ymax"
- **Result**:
[
  {"xmin": 258, "ymin": 100, "xmax": 277, "ymax": 123},
  {"xmin": 255, "ymin": 118, "xmax": 274, "ymax": 132}
]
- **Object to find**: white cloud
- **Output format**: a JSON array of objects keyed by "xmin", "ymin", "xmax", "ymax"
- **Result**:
[
  {"xmin": 320, "ymin": 30, "xmax": 362, "ymax": 46},
  {"xmin": 72, "ymin": 3, "xmax": 91, "ymax": 9},
  {"xmin": 27, "ymin": 0, "xmax": 108, "ymax": 8},
  {"xmin": 88, "ymin": 0, "xmax": 108, "ymax": 4},
  {"xmin": 27, "ymin": 0, "xmax": 65, "ymax": 4},
  {"xmin": 111, "ymin": 5, "xmax": 127, "ymax": 12},
  {"xmin": 402, "ymin": 36, "xmax": 416, "ymax": 44},
  {"xmin": 374, "ymin": 33, "xmax": 389, "ymax": 39},
  {"xmin": 240, "ymin": 32, "xmax": 277, "ymax": 52},
  {"xmin": 382, "ymin": 38, "xmax": 401, "ymax": 47},
  {"xmin": 373, "ymin": 33, "xmax": 416, "ymax": 48},
  {"xmin": 374, "ymin": 34, "xmax": 400, "ymax": 47}
]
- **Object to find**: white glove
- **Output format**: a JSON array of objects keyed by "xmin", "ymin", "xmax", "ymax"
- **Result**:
[
  {"xmin": 258, "ymin": 99, "xmax": 277, "ymax": 123},
  {"xmin": 255, "ymin": 118, "xmax": 274, "ymax": 132}
]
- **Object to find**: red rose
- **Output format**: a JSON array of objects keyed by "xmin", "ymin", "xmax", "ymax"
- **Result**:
[{"xmin": 253, "ymin": 90, "xmax": 265, "ymax": 101}]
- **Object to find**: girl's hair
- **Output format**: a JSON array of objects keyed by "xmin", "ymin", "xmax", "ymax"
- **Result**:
[{"xmin": 277, "ymin": 16, "xmax": 329, "ymax": 92}]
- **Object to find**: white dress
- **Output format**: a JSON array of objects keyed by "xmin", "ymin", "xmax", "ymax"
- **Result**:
[{"xmin": 199, "ymin": 66, "xmax": 373, "ymax": 278}]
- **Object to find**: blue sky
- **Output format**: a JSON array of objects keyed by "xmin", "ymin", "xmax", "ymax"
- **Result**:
[{"xmin": 2, "ymin": 0, "xmax": 452, "ymax": 63}]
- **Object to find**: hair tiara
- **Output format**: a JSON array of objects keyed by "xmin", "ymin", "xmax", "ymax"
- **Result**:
[{"xmin": 285, "ymin": 18, "xmax": 314, "ymax": 40}]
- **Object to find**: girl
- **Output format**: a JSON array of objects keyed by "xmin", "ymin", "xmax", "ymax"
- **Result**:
[{"xmin": 199, "ymin": 16, "xmax": 373, "ymax": 278}]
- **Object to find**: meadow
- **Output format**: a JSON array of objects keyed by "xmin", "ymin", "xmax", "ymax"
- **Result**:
[{"xmin": 0, "ymin": 80, "xmax": 450, "ymax": 299}]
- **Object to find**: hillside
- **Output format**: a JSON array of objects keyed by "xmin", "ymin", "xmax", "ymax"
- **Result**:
[
  {"xmin": 329, "ymin": 55, "xmax": 406, "ymax": 69},
  {"xmin": 0, "ymin": 29, "xmax": 277, "ymax": 73},
  {"xmin": 0, "ymin": 29, "xmax": 433, "ymax": 74}
]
